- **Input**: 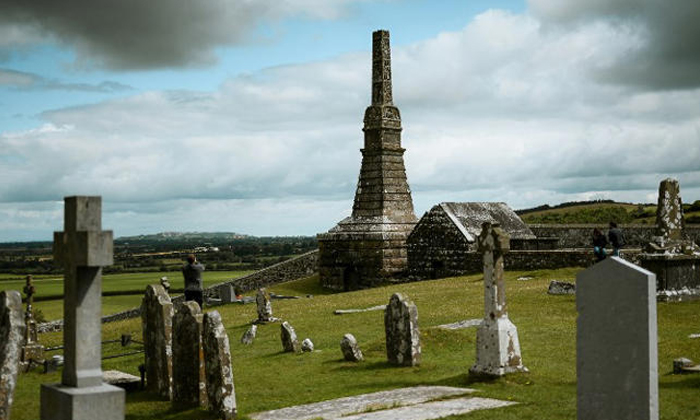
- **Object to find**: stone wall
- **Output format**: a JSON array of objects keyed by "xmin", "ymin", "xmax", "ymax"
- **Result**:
[
  {"xmin": 38, "ymin": 250, "xmax": 319, "ymax": 333},
  {"xmin": 528, "ymin": 224, "xmax": 700, "ymax": 248}
]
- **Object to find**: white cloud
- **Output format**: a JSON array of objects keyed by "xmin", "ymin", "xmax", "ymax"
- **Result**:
[{"xmin": 2, "ymin": 7, "xmax": 700, "ymax": 240}]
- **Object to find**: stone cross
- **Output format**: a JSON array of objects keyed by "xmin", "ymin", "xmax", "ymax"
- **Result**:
[
  {"xmin": 577, "ymin": 257, "xmax": 658, "ymax": 420},
  {"xmin": 21, "ymin": 274, "xmax": 44, "ymax": 366},
  {"xmin": 141, "ymin": 284, "xmax": 173, "ymax": 400},
  {"xmin": 384, "ymin": 293, "xmax": 421, "ymax": 366},
  {"xmin": 202, "ymin": 311, "xmax": 237, "ymax": 419},
  {"xmin": 656, "ymin": 178, "xmax": 683, "ymax": 240},
  {"xmin": 0, "ymin": 290, "xmax": 25, "ymax": 420},
  {"xmin": 41, "ymin": 196, "xmax": 124, "ymax": 420},
  {"xmin": 470, "ymin": 222, "xmax": 526, "ymax": 377},
  {"xmin": 172, "ymin": 301, "xmax": 207, "ymax": 408}
]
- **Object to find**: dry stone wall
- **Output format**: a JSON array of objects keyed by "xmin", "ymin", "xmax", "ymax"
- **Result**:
[{"xmin": 528, "ymin": 224, "xmax": 700, "ymax": 248}]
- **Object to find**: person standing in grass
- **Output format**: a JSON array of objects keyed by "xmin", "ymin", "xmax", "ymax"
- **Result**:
[
  {"xmin": 182, "ymin": 254, "xmax": 204, "ymax": 307},
  {"xmin": 592, "ymin": 228, "xmax": 607, "ymax": 262},
  {"xmin": 608, "ymin": 222, "xmax": 625, "ymax": 257}
]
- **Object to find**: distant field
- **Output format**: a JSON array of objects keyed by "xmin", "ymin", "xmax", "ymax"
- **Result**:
[{"xmin": 0, "ymin": 269, "xmax": 254, "ymax": 321}]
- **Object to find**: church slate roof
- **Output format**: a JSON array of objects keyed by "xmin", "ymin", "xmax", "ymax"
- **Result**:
[{"xmin": 435, "ymin": 202, "xmax": 535, "ymax": 242}]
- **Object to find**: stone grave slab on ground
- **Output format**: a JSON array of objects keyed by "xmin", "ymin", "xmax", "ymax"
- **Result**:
[
  {"xmin": 470, "ymin": 222, "xmax": 527, "ymax": 377},
  {"xmin": 577, "ymin": 257, "xmax": 658, "ymax": 420},
  {"xmin": 202, "ymin": 310, "xmax": 237, "ymax": 420},
  {"xmin": 384, "ymin": 293, "xmax": 421, "ymax": 366},
  {"xmin": 435, "ymin": 319, "xmax": 482, "ymax": 330},
  {"xmin": 141, "ymin": 284, "xmax": 173, "ymax": 399},
  {"xmin": 102, "ymin": 370, "xmax": 141, "ymax": 391},
  {"xmin": 41, "ymin": 196, "xmax": 125, "ymax": 420},
  {"xmin": 248, "ymin": 386, "xmax": 516, "ymax": 420},
  {"xmin": 0, "ymin": 290, "xmax": 25, "ymax": 420},
  {"xmin": 172, "ymin": 301, "xmax": 207, "ymax": 408}
]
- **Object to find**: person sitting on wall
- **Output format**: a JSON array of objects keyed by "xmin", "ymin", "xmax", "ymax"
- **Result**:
[
  {"xmin": 592, "ymin": 228, "xmax": 608, "ymax": 262},
  {"xmin": 182, "ymin": 254, "xmax": 204, "ymax": 308},
  {"xmin": 608, "ymin": 222, "xmax": 625, "ymax": 257}
]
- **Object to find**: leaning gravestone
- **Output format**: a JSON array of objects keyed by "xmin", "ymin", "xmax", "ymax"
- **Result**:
[
  {"xmin": 340, "ymin": 334, "xmax": 364, "ymax": 362},
  {"xmin": 172, "ymin": 301, "xmax": 207, "ymax": 408},
  {"xmin": 1, "ymin": 290, "xmax": 25, "ymax": 420},
  {"xmin": 280, "ymin": 322, "xmax": 300, "ymax": 353},
  {"xmin": 202, "ymin": 311, "xmax": 237, "ymax": 420},
  {"xmin": 141, "ymin": 284, "xmax": 173, "ymax": 400},
  {"xmin": 577, "ymin": 257, "xmax": 658, "ymax": 420},
  {"xmin": 384, "ymin": 293, "xmax": 421, "ymax": 366},
  {"xmin": 41, "ymin": 196, "xmax": 125, "ymax": 420},
  {"xmin": 470, "ymin": 222, "xmax": 527, "ymax": 377}
]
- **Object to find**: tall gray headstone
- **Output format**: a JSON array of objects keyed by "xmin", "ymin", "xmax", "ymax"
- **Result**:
[
  {"xmin": 41, "ymin": 196, "xmax": 125, "ymax": 420},
  {"xmin": 0, "ymin": 290, "xmax": 25, "ymax": 420},
  {"xmin": 172, "ymin": 301, "xmax": 207, "ymax": 408},
  {"xmin": 218, "ymin": 284, "xmax": 235, "ymax": 304},
  {"xmin": 470, "ymin": 222, "xmax": 526, "ymax": 377},
  {"xmin": 202, "ymin": 311, "xmax": 237, "ymax": 420},
  {"xmin": 577, "ymin": 257, "xmax": 658, "ymax": 420},
  {"xmin": 141, "ymin": 284, "xmax": 173, "ymax": 400},
  {"xmin": 384, "ymin": 293, "xmax": 421, "ymax": 366}
]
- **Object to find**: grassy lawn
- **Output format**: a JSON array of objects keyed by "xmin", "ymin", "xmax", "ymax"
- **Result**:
[
  {"xmin": 9, "ymin": 269, "xmax": 700, "ymax": 420},
  {"xmin": 1, "ymin": 270, "xmax": 254, "ymax": 321}
]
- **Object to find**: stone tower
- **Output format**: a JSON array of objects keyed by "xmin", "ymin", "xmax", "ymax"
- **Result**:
[{"xmin": 318, "ymin": 30, "xmax": 417, "ymax": 291}]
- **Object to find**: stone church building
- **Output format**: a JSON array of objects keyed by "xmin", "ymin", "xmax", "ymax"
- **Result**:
[
  {"xmin": 406, "ymin": 202, "xmax": 536, "ymax": 279},
  {"xmin": 317, "ymin": 30, "xmax": 417, "ymax": 291}
]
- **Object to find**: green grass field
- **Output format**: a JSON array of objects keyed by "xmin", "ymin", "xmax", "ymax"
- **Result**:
[
  {"xmin": 9, "ymin": 269, "xmax": 700, "ymax": 420},
  {"xmin": 0, "ymin": 270, "xmax": 254, "ymax": 321}
]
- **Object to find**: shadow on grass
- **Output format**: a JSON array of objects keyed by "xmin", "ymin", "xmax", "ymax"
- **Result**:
[{"xmin": 660, "ymin": 375, "xmax": 700, "ymax": 388}]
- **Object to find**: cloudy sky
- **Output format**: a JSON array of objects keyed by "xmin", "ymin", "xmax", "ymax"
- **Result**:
[{"xmin": 1, "ymin": 0, "xmax": 699, "ymax": 241}]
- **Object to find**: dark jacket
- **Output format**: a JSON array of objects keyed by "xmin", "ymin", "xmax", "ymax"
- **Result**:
[
  {"xmin": 593, "ymin": 233, "xmax": 607, "ymax": 248},
  {"xmin": 182, "ymin": 262, "xmax": 204, "ymax": 292},
  {"xmin": 608, "ymin": 228, "xmax": 625, "ymax": 249}
]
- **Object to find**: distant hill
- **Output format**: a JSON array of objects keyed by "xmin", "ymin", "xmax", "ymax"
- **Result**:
[
  {"xmin": 517, "ymin": 200, "xmax": 700, "ymax": 224},
  {"xmin": 115, "ymin": 232, "xmax": 251, "ymax": 243}
]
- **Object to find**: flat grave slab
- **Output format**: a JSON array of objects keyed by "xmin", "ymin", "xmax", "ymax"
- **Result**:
[
  {"xmin": 249, "ymin": 386, "xmax": 515, "ymax": 420},
  {"xmin": 435, "ymin": 319, "xmax": 482, "ymax": 330},
  {"xmin": 342, "ymin": 396, "xmax": 515, "ymax": 420}
]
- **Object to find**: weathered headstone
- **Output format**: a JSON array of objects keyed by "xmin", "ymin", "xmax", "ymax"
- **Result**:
[
  {"xmin": 0, "ymin": 290, "xmax": 25, "ymax": 420},
  {"xmin": 547, "ymin": 280, "xmax": 576, "ymax": 295},
  {"xmin": 656, "ymin": 178, "xmax": 683, "ymax": 241},
  {"xmin": 384, "ymin": 293, "xmax": 421, "ymax": 366},
  {"xmin": 141, "ymin": 284, "xmax": 173, "ymax": 400},
  {"xmin": 172, "ymin": 301, "xmax": 207, "ymax": 408},
  {"xmin": 577, "ymin": 257, "xmax": 658, "ymax": 420},
  {"xmin": 21, "ymin": 275, "xmax": 44, "ymax": 367},
  {"xmin": 470, "ymin": 222, "xmax": 527, "ymax": 377},
  {"xmin": 301, "ymin": 338, "xmax": 314, "ymax": 352},
  {"xmin": 280, "ymin": 322, "xmax": 300, "ymax": 353},
  {"xmin": 254, "ymin": 288, "xmax": 278, "ymax": 324},
  {"xmin": 219, "ymin": 284, "xmax": 235, "ymax": 304},
  {"xmin": 41, "ymin": 196, "xmax": 125, "ymax": 420},
  {"xmin": 202, "ymin": 311, "xmax": 237, "ymax": 420},
  {"xmin": 340, "ymin": 334, "xmax": 364, "ymax": 362},
  {"xmin": 241, "ymin": 324, "xmax": 257, "ymax": 345}
]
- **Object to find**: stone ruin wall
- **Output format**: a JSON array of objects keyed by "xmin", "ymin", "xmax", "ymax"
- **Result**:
[
  {"xmin": 529, "ymin": 224, "xmax": 700, "ymax": 248},
  {"xmin": 37, "ymin": 250, "xmax": 319, "ymax": 333}
]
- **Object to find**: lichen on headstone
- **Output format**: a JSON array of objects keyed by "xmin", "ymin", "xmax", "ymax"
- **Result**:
[
  {"xmin": 384, "ymin": 293, "xmax": 421, "ymax": 366},
  {"xmin": 280, "ymin": 321, "xmax": 300, "ymax": 353},
  {"xmin": 141, "ymin": 284, "xmax": 173, "ymax": 399},
  {"xmin": 340, "ymin": 334, "xmax": 364, "ymax": 362},
  {"xmin": 202, "ymin": 310, "xmax": 237, "ymax": 420},
  {"xmin": 0, "ymin": 290, "xmax": 25, "ymax": 420}
]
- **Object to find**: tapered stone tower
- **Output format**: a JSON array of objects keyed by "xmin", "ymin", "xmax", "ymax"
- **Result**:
[{"xmin": 318, "ymin": 30, "xmax": 418, "ymax": 291}]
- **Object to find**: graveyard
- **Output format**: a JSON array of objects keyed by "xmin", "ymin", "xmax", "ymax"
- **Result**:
[
  {"xmin": 2, "ymin": 5, "xmax": 700, "ymax": 418},
  {"xmin": 3, "ymin": 266, "xmax": 698, "ymax": 419}
]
